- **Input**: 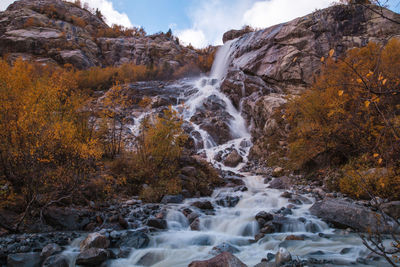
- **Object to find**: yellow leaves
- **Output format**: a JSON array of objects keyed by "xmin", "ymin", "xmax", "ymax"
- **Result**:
[
  {"xmin": 320, "ymin": 57, "xmax": 325, "ymax": 62},
  {"xmin": 292, "ymin": 56, "xmax": 298, "ymax": 63},
  {"xmin": 338, "ymin": 90, "xmax": 344, "ymax": 96},
  {"xmin": 378, "ymin": 158, "xmax": 383, "ymax": 164},
  {"xmin": 364, "ymin": 100, "xmax": 370, "ymax": 108},
  {"xmin": 357, "ymin": 78, "xmax": 363, "ymax": 84},
  {"xmin": 382, "ymin": 79, "xmax": 387, "ymax": 85},
  {"xmin": 329, "ymin": 49, "xmax": 335, "ymax": 58},
  {"xmin": 373, "ymin": 153, "xmax": 379, "ymax": 158},
  {"xmin": 366, "ymin": 71, "xmax": 374, "ymax": 78}
]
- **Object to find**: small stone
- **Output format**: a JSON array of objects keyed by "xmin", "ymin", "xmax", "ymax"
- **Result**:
[
  {"xmin": 272, "ymin": 167, "xmax": 284, "ymax": 177},
  {"xmin": 41, "ymin": 243, "xmax": 62, "ymax": 259},
  {"xmin": 275, "ymin": 247, "xmax": 292, "ymax": 266}
]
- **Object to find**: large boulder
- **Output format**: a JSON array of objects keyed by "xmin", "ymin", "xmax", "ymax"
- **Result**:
[
  {"xmin": 188, "ymin": 252, "xmax": 247, "ymax": 267},
  {"xmin": 42, "ymin": 254, "xmax": 69, "ymax": 267},
  {"xmin": 310, "ymin": 198, "xmax": 399, "ymax": 233},
  {"xmin": 268, "ymin": 176, "xmax": 292, "ymax": 190},
  {"xmin": 80, "ymin": 232, "xmax": 110, "ymax": 250},
  {"xmin": 224, "ymin": 150, "xmax": 243, "ymax": 167},
  {"xmin": 381, "ymin": 201, "xmax": 400, "ymax": 220},
  {"xmin": 42, "ymin": 207, "xmax": 91, "ymax": 230},
  {"xmin": 7, "ymin": 252, "xmax": 41, "ymax": 267},
  {"xmin": 40, "ymin": 243, "xmax": 62, "ymax": 259},
  {"xmin": 116, "ymin": 230, "xmax": 150, "ymax": 249},
  {"xmin": 75, "ymin": 248, "xmax": 108, "ymax": 266}
]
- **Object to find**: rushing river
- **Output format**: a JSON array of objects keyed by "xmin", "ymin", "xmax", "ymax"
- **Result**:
[{"xmin": 64, "ymin": 38, "xmax": 391, "ymax": 267}]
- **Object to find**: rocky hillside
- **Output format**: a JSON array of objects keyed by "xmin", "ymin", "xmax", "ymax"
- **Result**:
[
  {"xmin": 0, "ymin": 0, "xmax": 201, "ymax": 69},
  {"xmin": 219, "ymin": 3, "xmax": 400, "ymax": 160}
]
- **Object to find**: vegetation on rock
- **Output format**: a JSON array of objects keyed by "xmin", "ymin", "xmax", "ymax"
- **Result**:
[{"xmin": 268, "ymin": 39, "xmax": 400, "ymax": 200}]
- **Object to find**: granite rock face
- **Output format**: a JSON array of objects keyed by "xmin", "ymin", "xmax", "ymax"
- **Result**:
[
  {"xmin": 0, "ymin": 0, "xmax": 202, "ymax": 69},
  {"xmin": 219, "ymin": 4, "xmax": 400, "ymax": 159}
]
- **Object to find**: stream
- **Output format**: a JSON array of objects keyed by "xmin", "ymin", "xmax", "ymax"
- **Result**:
[{"xmin": 64, "ymin": 38, "xmax": 390, "ymax": 267}]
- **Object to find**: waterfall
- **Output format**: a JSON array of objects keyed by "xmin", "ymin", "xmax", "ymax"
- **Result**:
[
  {"xmin": 178, "ymin": 39, "xmax": 251, "ymax": 170},
  {"xmin": 103, "ymin": 42, "xmax": 383, "ymax": 267}
]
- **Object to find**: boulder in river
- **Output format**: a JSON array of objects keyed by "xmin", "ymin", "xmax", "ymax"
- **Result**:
[
  {"xmin": 224, "ymin": 150, "xmax": 243, "ymax": 167},
  {"xmin": 191, "ymin": 200, "xmax": 214, "ymax": 210},
  {"xmin": 310, "ymin": 198, "xmax": 399, "ymax": 233},
  {"xmin": 188, "ymin": 252, "xmax": 247, "ymax": 267},
  {"xmin": 42, "ymin": 254, "xmax": 70, "ymax": 267},
  {"xmin": 7, "ymin": 252, "xmax": 41, "ymax": 267},
  {"xmin": 268, "ymin": 176, "xmax": 292, "ymax": 190},
  {"xmin": 76, "ymin": 248, "xmax": 108, "ymax": 266},
  {"xmin": 40, "ymin": 243, "xmax": 62, "ymax": 259},
  {"xmin": 80, "ymin": 232, "xmax": 110, "ymax": 250},
  {"xmin": 211, "ymin": 242, "xmax": 240, "ymax": 254},
  {"xmin": 161, "ymin": 194, "xmax": 184, "ymax": 204},
  {"xmin": 275, "ymin": 248, "xmax": 292, "ymax": 266},
  {"xmin": 116, "ymin": 230, "xmax": 150, "ymax": 249}
]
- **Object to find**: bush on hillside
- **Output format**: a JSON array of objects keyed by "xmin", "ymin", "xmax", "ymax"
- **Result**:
[{"xmin": 278, "ymin": 39, "xmax": 400, "ymax": 199}]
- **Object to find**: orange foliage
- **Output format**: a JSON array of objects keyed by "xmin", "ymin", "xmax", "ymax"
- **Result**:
[
  {"xmin": 0, "ymin": 59, "xmax": 100, "ymax": 208},
  {"xmin": 284, "ymin": 39, "xmax": 400, "ymax": 199}
]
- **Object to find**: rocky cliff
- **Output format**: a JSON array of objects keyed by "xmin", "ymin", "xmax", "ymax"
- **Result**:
[
  {"xmin": 0, "ymin": 0, "xmax": 201, "ymax": 69},
  {"xmin": 219, "ymin": 4, "xmax": 400, "ymax": 160}
]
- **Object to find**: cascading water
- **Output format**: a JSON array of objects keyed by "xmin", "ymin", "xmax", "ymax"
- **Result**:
[{"xmin": 65, "ymin": 40, "xmax": 390, "ymax": 267}]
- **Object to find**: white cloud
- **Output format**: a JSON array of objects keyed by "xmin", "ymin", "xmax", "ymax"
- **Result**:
[
  {"xmin": 243, "ymin": 0, "xmax": 334, "ymax": 29},
  {"xmin": 0, "ymin": 0, "xmax": 132, "ymax": 28},
  {"xmin": 0, "ymin": 0, "xmax": 16, "ymax": 11},
  {"xmin": 68, "ymin": 0, "xmax": 133, "ymax": 27},
  {"xmin": 177, "ymin": 0, "xmax": 336, "ymax": 48}
]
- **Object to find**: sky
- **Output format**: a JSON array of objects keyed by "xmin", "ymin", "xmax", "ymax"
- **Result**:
[{"xmin": 1, "ymin": 0, "xmax": 400, "ymax": 47}]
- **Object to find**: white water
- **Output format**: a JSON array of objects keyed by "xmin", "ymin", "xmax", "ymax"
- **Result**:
[
  {"xmin": 107, "ymin": 40, "xmax": 388, "ymax": 267},
  {"xmin": 56, "ymin": 40, "xmax": 389, "ymax": 267}
]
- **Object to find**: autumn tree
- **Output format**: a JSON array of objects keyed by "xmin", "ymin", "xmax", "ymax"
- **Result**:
[
  {"xmin": 132, "ymin": 107, "xmax": 188, "ymax": 201},
  {"xmin": 0, "ymin": 59, "xmax": 100, "ymax": 230}
]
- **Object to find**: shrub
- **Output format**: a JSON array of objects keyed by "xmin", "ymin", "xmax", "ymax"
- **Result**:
[
  {"xmin": 283, "ymin": 39, "xmax": 400, "ymax": 199},
  {"xmin": 0, "ymin": 59, "xmax": 100, "ymax": 214}
]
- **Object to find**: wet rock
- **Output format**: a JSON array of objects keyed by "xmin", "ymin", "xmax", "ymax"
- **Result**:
[
  {"xmin": 310, "ymin": 198, "xmax": 398, "ymax": 233},
  {"xmin": 40, "ymin": 243, "xmax": 62, "ymax": 259},
  {"xmin": 117, "ymin": 247, "xmax": 131, "ymax": 258},
  {"xmin": 191, "ymin": 200, "xmax": 214, "ymax": 210},
  {"xmin": 224, "ymin": 150, "xmax": 243, "ymax": 167},
  {"xmin": 381, "ymin": 201, "xmax": 400, "ymax": 219},
  {"xmin": 161, "ymin": 194, "xmax": 184, "ymax": 204},
  {"xmin": 275, "ymin": 248, "xmax": 291, "ymax": 266},
  {"xmin": 188, "ymin": 252, "xmax": 247, "ymax": 267},
  {"xmin": 7, "ymin": 252, "xmax": 41, "ymax": 267},
  {"xmin": 116, "ymin": 230, "xmax": 150, "ymax": 249},
  {"xmin": 260, "ymin": 221, "xmax": 276, "ymax": 234},
  {"xmin": 272, "ymin": 167, "xmax": 284, "ymax": 177},
  {"xmin": 42, "ymin": 254, "xmax": 69, "ymax": 267},
  {"xmin": 216, "ymin": 196, "xmax": 240, "ymax": 207},
  {"xmin": 80, "ymin": 232, "xmax": 110, "ymax": 250},
  {"xmin": 268, "ymin": 176, "xmax": 292, "ymax": 190},
  {"xmin": 280, "ymin": 191, "xmax": 292, "ymax": 198},
  {"xmin": 255, "ymin": 211, "xmax": 274, "ymax": 222},
  {"xmin": 137, "ymin": 251, "xmax": 165, "ymax": 266},
  {"xmin": 187, "ymin": 212, "xmax": 200, "ymax": 224},
  {"xmin": 76, "ymin": 248, "xmax": 108, "ymax": 266},
  {"xmin": 211, "ymin": 242, "xmax": 240, "ymax": 254},
  {"xmin": 146, "ymin": 218, "xmax": 167, "ymax": 229},
  {"xmin": 190, "ymin": 218, "xmax": 201, "ymax": 231}
]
